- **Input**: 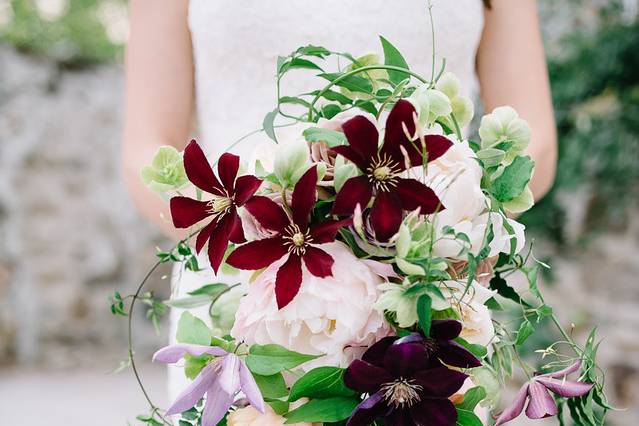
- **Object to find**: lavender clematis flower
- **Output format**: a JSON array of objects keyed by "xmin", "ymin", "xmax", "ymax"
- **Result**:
[
  {"xmin": 153, "ymin": 343, "xmax": 265, "ymax": 426},
  {"xmin": 494, "ymin": 361, "xmax": 594, "ymax": 425}
]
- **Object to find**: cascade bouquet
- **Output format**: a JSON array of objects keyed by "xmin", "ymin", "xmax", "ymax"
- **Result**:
[{"xmin": 115, "ymin": 35, "xmax": 612, "ymax": 426}]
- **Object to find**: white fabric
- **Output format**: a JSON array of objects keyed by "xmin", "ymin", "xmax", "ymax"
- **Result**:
[{"xmin": 168, "ymin": 0, "xmax": 485, "ymax": 403}]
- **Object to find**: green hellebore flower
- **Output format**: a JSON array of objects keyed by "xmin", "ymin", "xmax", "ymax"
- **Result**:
[
  {"xmin": 140, "ymin": 146, "xmax": 189, "ymax": 194},
  {"xmin": 376, "ymin": 279, "xmax": 449, "ymax": 328},
  {"xmin": 479, "ymin": 106, "xmax": 531, "ymax": 162},
  {"xmin": 274, "ymin": 138, "xmax": 312, "ymax": 188},
  {"xmin": 409, "ymin": 85, "xmax": 452, "ymax": 128},
  {"xmin": 436, "ymin": 72, "xmax": 461, "ymax": 99},
  {"xmin": 435, "ymin": 72, "xmax": 475, "ymax": 130}
]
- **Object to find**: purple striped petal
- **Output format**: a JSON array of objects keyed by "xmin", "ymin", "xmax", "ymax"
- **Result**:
[
  {"xmin": 166, "ymin": 363, "xmax": 219, "ymax": 415},
  {"xmin": 494, "ymin": 383, "xmax": 529, "ymax": 426},
  {"xmin": 201, "ymin": 379, "xmax": 234, "ymax": 426},
  {"xmin": 541, "ymin": 360, "xmax": 582, "ymax": 378},
  {"xmin": 525, "ymin": 381, "xmax": 558, "ymax": 419},
  {"xmin": 218, "ymin": 353, "xmax": 242, "ymax": 396},
  {"xmin": 536, "ymin": 376, "xmax": 594, "ymax": 397},
  {"xmin": 152, "ymin": 344, "xmax": 228, "ymax": 364},
  {"xmin": 239, "ymin": 359, "xmax": 265, "ymax": 413}
]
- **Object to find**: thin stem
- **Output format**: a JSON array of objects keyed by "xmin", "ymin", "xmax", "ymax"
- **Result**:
[{"xmin": 427, "ymin": 0, "xmax": 436, "ymax": 84}]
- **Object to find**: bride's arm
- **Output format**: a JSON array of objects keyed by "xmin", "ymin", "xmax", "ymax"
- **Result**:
[
  {"xmin": 122, "ymin": 0, "xmax": 193, "ymax": 239},
  {"xmin": 477, "ymin": 0, "xmax": 557, "ymax": 200}
]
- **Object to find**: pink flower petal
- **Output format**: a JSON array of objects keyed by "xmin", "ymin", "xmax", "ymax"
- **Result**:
[
  {"xmin": 536, "ymin": 376, "xmax": 594, "ymax": 398},
  {"xmin": 541, "ymin": 360, "xmax": 582, "ymax": 379},
  {"xmin": 526, "ymin": 381, "xmax": 558, "ymax": 419},
  {"xmin": 218, "ymin": 353, "xmax": 242, "ymax": 396},
  {"xmin": 494, "ymin": 383, "xmax": 530, "ymax": 426},
  {"xmin": 275, "ymin": 254, "xmax": 302, "ymax": 309},
  {"xmin": 166, "ymin": 363, "xmax": 219, "ymax": 416},
  {"xmin": 238, "ymin": 359, "xmax": 265, "ymax": 413},
  {"xmin": 291, "ymin": 166, "xmax": 317, "ymax": 228},
  {"xmin": 152, "ymin": 343, "xmax": 227, "ymax": 364},
  {"xmin": 183, "ymin": 140, "xmax": 223, "ymax": 194}
]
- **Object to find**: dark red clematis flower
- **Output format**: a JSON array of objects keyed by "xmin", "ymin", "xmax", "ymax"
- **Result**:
[
  {"xmin": 170, "ymin": 140, "xmax": 262, "ymax": 273},
  {"xmin": 331, "ymin": 99, "xmax": 453, "ymax": 241},
  {"xmin": 344, "ymin": 337, "xmax": 468, "ymax": 426},
  {"xmin": 226, "ymin": 166, "xmax": 350, "ymax": 309}
]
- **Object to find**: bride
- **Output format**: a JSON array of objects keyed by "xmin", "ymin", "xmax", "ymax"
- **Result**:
[{"xmin": 122, "ymin": 0, "xmax": 557, "ymax": 408}]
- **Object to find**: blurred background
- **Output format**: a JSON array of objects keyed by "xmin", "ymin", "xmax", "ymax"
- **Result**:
[{"xmin": 0, "ymin": 0, "xmax": 637, "ymax": 424}]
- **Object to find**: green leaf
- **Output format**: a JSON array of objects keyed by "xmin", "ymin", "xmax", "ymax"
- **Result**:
[
  {"xmin": 322, "ymin": 104, "xmax": 342, "ymax": 119},
  {"xmin": 175, "ymin": 312, "xmax": 211, "ymax": 346},
  {"xmin": 184, "ymin": 353, "xmax": 210, "ymax": 380},
  {"xmin": 284, "ymin": 397, "xmax": 359, "ymax": 423},
  {"xmin": 455, "ymin": 408, "xmax": 484, "ymax": 426},
  {"xmin": 417, "ymin": 294, "xmax": 432, "ymax": 336},
  {"xmin": 515, "ymin": 320, "xmax": 535, "ymax": 346},
  {"xmin": 303, "ymin": 127, "xmax": 347, "ymax": 148},
  {"xmin": 489, "ymin": 274, "xmax": 532, "ymax": 308},
  {"xmin": 296, "ymin": 45, "xmax": 330, "ymax": 58},
  {"xmin": 491, "ymin": 156, "xmax": 534, "ymax": 202},
  {"xmin": 245, "ymin": 344, "xmax": 321, "ymax": 376},
  {"xmin": 457, "ymin": 386, "xmax": 486, "ymax": 411},
  {"xmin": 288, "ymin": 57, "xmax": 323, "ymax": 71},
  {"xmin": 454, "ymin": 337, "xmax": 488, "ymax": 359},
  {"xmin": 279, "ymin": 96, "xmax": 311, "ymax": 108},
  {"xmin": 289, "ymin": 367, "xmax": 355, "ymax": 402},
  {"xmin": 310, "ymin": 89, "xmax": 352, "ymax": 105},
  {"xmin": 319, "ymin": 73, "xmax": 373, "ymax": 94},
  {"xmin": 263, "ymin": 109, "xmax": 278, "ymax": 143},
  {"xmin": 164, "ymin": 295, "xmax": 214, "ymax": 309},
  {"xmin": 188, "ymin": 283, "xmax": 230, "ymax": 297},
  {"xmin": 379, "ymin": 36, "xmax": 410, "ymax": 85},
  {"xmin": 253, "ymin": 372, "xmax": 289, "ymax": 399},
  {"xmin": 269, "ymin": 400, "xmax": 290, "ymax": 415}
]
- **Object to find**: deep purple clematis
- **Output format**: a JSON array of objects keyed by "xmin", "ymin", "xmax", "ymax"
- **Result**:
[
  {"xmin": 170, "ymin": 140, "xmax": 262, "ymax": 273},
  {"xmin": 226, "ymin": 166, "xmax": 351, "ymax": 309},
  {"xmin": 331, "ymin": 100, "xmax": 452, "ymax": 241},
  {"xmin": 494, "ymin": 361, "xmax": 594, "ymax": 425},
  {"xmin": 344, "ymin": 337, "xmax": 468, "ymax": 426},
  {"xmin": 153, "ymin": 343, "xmax": 264, "ymax": 426}
]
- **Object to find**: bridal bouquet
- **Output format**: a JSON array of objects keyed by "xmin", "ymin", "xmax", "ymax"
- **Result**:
[{"xmin": 117, "ymin": 35, "xmax": 611, "ymax": 426}]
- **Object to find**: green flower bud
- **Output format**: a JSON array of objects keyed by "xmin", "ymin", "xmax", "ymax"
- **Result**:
[
  {"xmin": 479, "ymin": 106, "xmax": 531, "ymax": 162},
  {"xmin": 410, "ymin": 85, "xmax": 452, "ymax": 128},
  {"xmin": 436, "ymin": 72, "xmax": 461, "ymax": 99},
  {"xmin": 140, "ymin": 146, "xmax": 189, "ymax": 194}
]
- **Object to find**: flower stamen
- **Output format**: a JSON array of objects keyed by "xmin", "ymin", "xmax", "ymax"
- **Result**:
[
  {"xmin": 207, "ymin": 193, "xmax": 234, "ymax": 219},
  {"xmin": 381, "ymin": 378, "xmax": 423, "ymax": 409},
  {"xmin": 282, "ymin": 224, "xmax": 313, "ymax": 255},
  {"xmin": 366, "ymin": 153, "xmax": 402, "ymax": 192}
]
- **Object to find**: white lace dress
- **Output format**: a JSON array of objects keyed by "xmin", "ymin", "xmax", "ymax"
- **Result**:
[{"xmin": 168, "ymin": 0, "xmax": 485, "ymax": 403}]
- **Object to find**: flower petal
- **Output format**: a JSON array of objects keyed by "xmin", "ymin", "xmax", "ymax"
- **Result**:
[
  {"xmin": 153, "ymin": 344, "xmax": 228, "ymax": 364},
  {"xmin": 346, "ymin": 391, "xmax": 388, "ymax": 426},
  {"xmin": 541, "ymin": 361, "xmax": 582, "ymax": 379},
  {"xmin": 395, "ymin": 178, "xmax": 443, "ymax": 214},
  {"xmin": 218, "ymin": 353, "xmax": 242, "ymax": 396},
  {"xmin": 291, "ymin": 165, "xmax": 317, "ymax": 227},
  {"xmin": 344, "ymin": 360, "xmax": 392, "ymax": 393},
  {"xmin": 332, "ymin": 175, "xmax": 373, "ymax": 216},
  {"xmin": 382, "ymin": 99, "xmax": 417, "ymax": 162},
  {"xmin": 238, "ymin": 360, "xmax": 265, "ymax": 413},
  {"xmin": 331, "ymin": 145, "xmax": 369, "ymax": 171},
  {"xmin": 384, "ymin": 342, "xmax": 429, "ymax": 377},
  {"xmin": 201, "ymin": 379, "xmax": 234, "ymax": 426},
  {"xmin": 166, "ymin": 363, "xmax": 218, "ymax": 415},
  {"xmin": 228, "ymin": 211, "xmax": 246, "ymax": 244},
  {"xmin": 170, "ymin": 196, "xmax": 211, "ymax": 228},
  {"xmin": 275, "ymin": 254, "xmax": 303, "ymax": 309},
  {"xmin": 303, "ymin": 246, "xmax": 334, "ymax": 278},
  {"xmin": 369, "ymin": 191, "xmax": 402, "ymax": 241},
  {"xmin": 342, "ymin": 115, "xmax": 379, "ymax": 160},
  {"xmin": 244, "ymin": 196, "xmax": 289, "ymax": 233},
  {"xmin": 234, "ymin": 175, "xmax": 262, "ymax": 206},
  {"xmin": 525, "ymin": 381, "xmax": 558, "ymax": 419},
  {"xmin": 207, "ymin": 215, "xmax": 232, "ymax": 274},
  {"xmin": 195, "ymin": 219, "xmax": 218, "ymax": 253},
  {"xmin": 493, "ymin": 383, "xmax": 530, "ymax": 426},
  {"xmin": 411, "ymin": 398, "xmax": 457, "ymax": 426},
  {"xmin": 226, "ymin": 237, "xmax": 288, "ymax": 270},
  {"xmin": 535, "ymin": 377, "xmax": 593, "ymax": 398},
  {"xmin": 430, "ymin": 320, "xmax": 462, "ymax": 341},
  {"xmin": 183, "ymin": 140, "xmax": 223, "ymax": 194},
  {"xmin": 434, "ymin": 341, "xmax": 482, "ymax": 369},
  {"xmin": 217, "ymin": 152, "xmax": 240, "ymax": 192},
  {"xmin": 423, "ymin": 134, "xmax": 454, "ymax": 163},
  {"xmin": 310, "ymin": 218, "xmax": 352, "ymax": 243},
  {"xmin": 362, "ymin": 336, "xmax": 399, "ymax": 368},
  {"xmin": 413, "ymin": 367, "xmax": 467, "ymax": 398}
]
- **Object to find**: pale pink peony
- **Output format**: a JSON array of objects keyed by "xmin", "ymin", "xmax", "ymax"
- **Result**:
[
  {"xmin": 231, "ymin": 242, "xmax": 391, "ymax": 370},
  {"xmin": 227, "ymin": 404, "xmax": 319, "ymax": 426}
]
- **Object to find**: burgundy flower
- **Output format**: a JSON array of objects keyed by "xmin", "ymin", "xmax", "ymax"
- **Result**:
[
  {"xmin": 331, "ymin": 99, "xmax": 452, "ymax": 241},
  {"xmin": 170, "ymin": 140, "xmax": 262, "ymax": 273},
  {"xmin": 226, "ymin": 166, "xmax": 350, "ymax": 309},
  {"xmin": 344, "ymin": 338, "xmax": 467, "ymax": 426}
]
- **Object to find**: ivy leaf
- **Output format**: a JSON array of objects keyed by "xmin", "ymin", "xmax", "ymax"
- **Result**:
[
  {"xmin": 288, "ymin": 367, "xmax": 355, "ymax": 402},
  {"xmin": 417, "ymin": 294, "xmax": 432, "ymax": 337},
  {"xmin": 379, "ymin": 36, "xmax": 410, "ymax": 85},
  {"xmin": 303, "ymin": 127, "xmax": 347, "ymax": 148},
  {"xmin": 284, "ymin": 397, "xmax": 359, "ymax": 423},
  {"xmin": 263, "ymin": 108, "xmax": 278, "ymax": 143},
  {"xmin": 319, "ymin": 73, "xmax": 373, "ymax": 94},
  {"xmin": 253, "ymin": 372, "xmax": 289, "ymax": 399},
  {"xmin": 175, "ymin": 312, "xmax": 211, "ymax": 346},
  {"xmin": 246, "ymin": 344, "xmax": 321, "ymax": 376},
  {"xmin": 491, "ymin": 156, "xmax": 534, "ymax": 202},
  {"xmin": 287, "ymin": 57, "xmax": 324, "ymax": 72}
]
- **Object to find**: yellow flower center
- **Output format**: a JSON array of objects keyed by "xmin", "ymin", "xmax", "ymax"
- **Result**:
[
  {"xmin": 208, "ymin": 195, "xmax": 233, "ymax": 219},
  {"xmin": 367, "ymin": 154, "xmax": 402, "ymax": 192},
  {"xmin": 283, "ymin": 224, "xmax": 313, "ymax": 255}
]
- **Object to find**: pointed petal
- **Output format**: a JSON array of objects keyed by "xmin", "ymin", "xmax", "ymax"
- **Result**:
[
  {"xmin": 331, "ymin": 145, "xmax": 369, "ymax": 171},
  {"xmin": 292, "ymin": 165, "xmax": 317, "ymax": 227},
  {"xmin": 310, "ymin": 218, "xmax": 352, "ymax": 243},
  {"xmin": 494, "ymin": 383, "xmax": 530, "ymax": 426},
  {"xmin": 166, "ymin": 363, "xmax": 218, "ymax": 415},
  {"xmin": 217, "ymin": 152, "xmax": 240, "ymax": 192},
  {"xmin": 411, "ymin": 398, "xmax": 457, "ymax": 426},
  {"xmin": 201, "ymin": 379, "xmax": 234, "ymax": 426},
  {"xmin": 346, "ymin": 391, "xmax": 388, "ymax": 426},
  {"xmin": 413, "ymin": 367, "xmax": 467, "ymax": 398},
  {"xmin": 275, "ymin": 254, "xmax": 303, "ymax": 309},
  {"xmin": 369, "ymin": 191, "xmax": 402, "ymax": 241},
  {"xmin": 526, "ymin": 381, "xmax": 558, "ymax": 419},
  {"xmin": 226, "ymin": 237, "xmax": 288, "ymax": 270},
  {"xmin": 383, "ymin": 342, "xmax": 429, "ymax": 377},
  {"xmin": 195, "ymin": 219, "xmax": 217, "ymax": 253},
  {"xmin": 362, "ymin": 336, "xmax": 398, "ymax": 368},
  {"xmin": 218, "ymin": 353, "xmax": 242, "ymax": 396},
  {"xmin": 244, "ymin": 196, "xmax": 289, "ymax": 233},
  {"xmin": 153, "ymin": 344, "xmax": 227, "ymax": 364},
  {"xmin": 234, "ymin": 175, "xmax": 262, "ymax": 205},
  {"xmin": 332, "ymin": 175, "xmax": 373, "ymax": 216},
  {"xmin": 207, "ymin": 215, "xmax": 231, "ymax": 274},
  {"xmin": 344, "ymin": 359, "xmax": 391, "ymax": 393},
  {"xmin": 386, "ymin": 409, "xmax": 413, "ymax": 425},
  {"xmin": 303, "ymin": 246, "xmax": 334, "ymax": 278},
  {"xmin": 395, "ymin": 178, "xmax": 443, "ymax": 214},
  {"xmin": 239, "ymin": 360, "xmax": 265, "ymax": 413},
  {"xmin": 341, "ymin": 115, "xmax": 379, "ymax": 160},
  {"xmin": 183, "ymin": 140, "xmax": 223, "ymax": 194},
  {"xmin": 228, "ymin": 211, "xmax": 246, "ymax": 244},
  {"xmin": 430, "ymin": 320, "xmax": 462, "ymax": 341},
  {"xmin": 542, "ymin": 361, "xmax": 582, "ymax": 379},
  {"xmin": 382, "ymin": 99, "xmax": 417, "ymax": 161},
  {"xmin": 170, "ymin": 196, "xmax": 211, "ymax": 228},
  {"xmin": 535, "ymin": 377, "xmax": 593, "ymax": 397},
  {"xmin": 435, "ymin": 341, "xmax": 481, "ymax": 369},
  {"xmin": 423, "ymin": 134, "xmax": 454, "ymax": 163}
]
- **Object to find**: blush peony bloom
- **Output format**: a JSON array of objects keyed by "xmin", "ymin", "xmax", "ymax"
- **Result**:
[
  {"xmin": 441, "ymin": 280, "xmax": 497, "ymax": 346},
  {"xmin": 231, "ymin": 242, "xmax": 391, "ymax": 370},
  {"xmin": 227, "ymin": 402, "xmax": 320, "ymax": 426}
]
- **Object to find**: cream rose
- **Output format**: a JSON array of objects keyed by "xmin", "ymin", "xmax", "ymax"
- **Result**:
[
  {"xmin": 442, "ymin": 280, "xmax": 496, "ymax": 346},
  {"xmin": 231, "ymin": 242, "xmax": 391, "ymax": 370},
  {"xmin": 227, "ymin": 404, "xmax": 319, "ymax": 426}
]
